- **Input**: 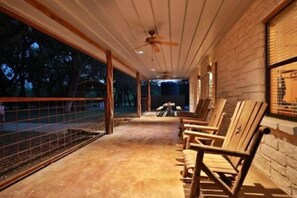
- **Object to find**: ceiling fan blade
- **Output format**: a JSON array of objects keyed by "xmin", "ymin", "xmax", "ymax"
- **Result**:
[
  {"xmin": 154, "ymin": 35, "xmax": 165, "ymax": 40},
  {"xmin": 158, "ymin": 41, "xmax": 178, "ymax": 46},
  {"xmin": 134, "ymin": 43, "xmax": 149, "ymax": 50},
  {"xmin": 151, "ymin": 43, "xmax": 160, "ymax": 53}
]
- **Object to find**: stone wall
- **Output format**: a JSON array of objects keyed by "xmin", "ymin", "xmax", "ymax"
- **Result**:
[
  {"xmin": 212, "ymin": 0, "xmax": 276, "ymax": 130},
  {"xmin": 254, "ymin": 130, "xmax": 297, "ymax": 196},
  {"xmin": 201, "ymin": 0, "xmax": 297, "ymax": 197}
]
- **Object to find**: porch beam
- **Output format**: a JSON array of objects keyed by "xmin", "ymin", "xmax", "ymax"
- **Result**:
[
  {"xmin": 147, "ymin": 80, "xmax": 151, "ymax": 112},
  {"xmin": 136, "ymin": 72, "xmax": 141, "ymax": 117},
  {"xmin": 105, "ymin": 50, "xmax": 114, "ymax": 134}
]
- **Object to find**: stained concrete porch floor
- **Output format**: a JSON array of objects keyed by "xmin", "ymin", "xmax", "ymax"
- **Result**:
[{"xmin": 0, "ymin": 112, "xmax": 291, "ymax": 198}]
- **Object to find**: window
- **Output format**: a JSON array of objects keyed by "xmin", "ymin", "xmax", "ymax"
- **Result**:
[{"xmin": 267, "ymin": 1, "xmax": 297, "ymax": 120}]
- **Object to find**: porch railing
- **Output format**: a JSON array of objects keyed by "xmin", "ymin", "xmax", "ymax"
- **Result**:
[
  {"xmin": 141, "ymin": 97, "xmax": 148, "ymax": 113},
  {"xmin": 0, "ymin": 97, "xmax": 105, "ymax": 189}
]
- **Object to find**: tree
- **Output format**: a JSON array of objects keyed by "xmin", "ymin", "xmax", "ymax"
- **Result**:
[
  {"xmin": 114, "ymin": 70, "xmax": 136, "ymax": 107},
  {"xmin": 0, "ymin": 12, "xmax": 139, "ymax": 114},
  {"xmin": 0, "ymin": 13, "xmax": 35, "ymax": 97}
]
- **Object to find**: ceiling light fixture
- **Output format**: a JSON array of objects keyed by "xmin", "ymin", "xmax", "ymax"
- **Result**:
[{"xmin": 136, "ymin": 50, "xmax": 144, "ymax": 54}]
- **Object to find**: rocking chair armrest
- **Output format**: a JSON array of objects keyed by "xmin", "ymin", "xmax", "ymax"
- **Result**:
[
  {"xmin": 179, "ymin": 111, "xmax": 196, "ymax": 115},
  {"xmin": 184, "ymin": 130, "xmax": 225, "ymax": 140},
  {"xmin": 183, "ymin": 124, "xmax": 218, "ymax": 131},
  {"xmin": 259, "ymin": 126, "xmax": 271, "ymax": 134},
  {"xmin": 190, "ymin": 143, "xmax": 250, "ymax": 158},
  {"xmin": 179, "ymin": 115, "xmax": 200, "ymax": 120},
  {"xmin": 182, "ymin": 119, "xmax": 209, "ymax": 125}
]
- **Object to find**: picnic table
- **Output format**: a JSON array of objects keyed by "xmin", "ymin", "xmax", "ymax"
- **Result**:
[{"xmin": 156, "ymin": 102, "xmax": 182, "ymax": 117}]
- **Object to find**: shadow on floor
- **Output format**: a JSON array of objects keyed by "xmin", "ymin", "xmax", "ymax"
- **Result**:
[{"xmin": 182, "ymin": 181, "xmax": 291, "ymax": 198}]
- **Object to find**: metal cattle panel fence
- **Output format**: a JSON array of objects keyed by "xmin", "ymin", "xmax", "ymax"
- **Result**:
[{"xmin": 0, "ymin": 97, "xmax": 106, "ymax": 189}]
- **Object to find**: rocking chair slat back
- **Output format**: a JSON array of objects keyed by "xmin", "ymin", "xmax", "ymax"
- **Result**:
[
  {"xmin": 194, "ymin": 99, "xmax": 204, "ymax": 114},
  {"xmin": 208, "ymin": 98, "xmax": 227, "ymax": 128},
  {"xmin": 196, "ymin": 99, "xmax": 210, "ymax": 120},
  {"xmin": 222, "ymin": 101, "xmax": 268, "ymax": 168}
]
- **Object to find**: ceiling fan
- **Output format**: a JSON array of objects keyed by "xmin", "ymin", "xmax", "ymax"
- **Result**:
[
  {"xmin": 135, "ymin": 30, "xmax": 178, "ymax": 53},
  {"xmin": 162, "ymin": 72, "xmax": 170, "ymax": 79},
  {"xmin": 157, "ymin": 72, "xmax": 172, "ymax": 79}
]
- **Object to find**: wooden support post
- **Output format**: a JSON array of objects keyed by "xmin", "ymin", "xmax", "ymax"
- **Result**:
[
  {"xmin": 147, "ymin": 80, "xmax": 151, "ymax": 112},
  {"xmin": 136, "ymin": 72, "xmax": 141, "ymax": 117},
  {"xmin": 105, "ymin": 50, "xmax": 114, "ymax": 134}
]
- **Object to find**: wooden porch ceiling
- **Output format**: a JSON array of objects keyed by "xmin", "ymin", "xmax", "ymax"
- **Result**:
[{"xmin": 0, "ymin": 0, "xmax": 254, "ymax": 79}]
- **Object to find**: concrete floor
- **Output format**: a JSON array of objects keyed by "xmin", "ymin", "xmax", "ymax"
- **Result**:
[{"xmin": 0, "ymin": 113, "xmax": 291, "ymax": 198}]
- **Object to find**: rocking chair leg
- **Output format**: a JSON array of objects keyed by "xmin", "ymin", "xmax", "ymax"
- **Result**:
[
  {"xmin": 184, "ymin": 136, "xmax": 191, "ymax": 149},
  {"xmin": 182, "ymin": 165, "xmax": 188, "ymax": 178},
  {"xmin": 190, "ymin": 150, "xmax": 204, "ymax": 198}
]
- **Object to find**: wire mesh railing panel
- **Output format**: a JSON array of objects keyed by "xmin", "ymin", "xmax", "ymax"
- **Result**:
[
  {"xmin": 0, "ymin": 98, "xmax": 105, "ymax": 184},
  {"xmin": 141, "ymin": 98, "xmax": 148, "ymax": 113}
]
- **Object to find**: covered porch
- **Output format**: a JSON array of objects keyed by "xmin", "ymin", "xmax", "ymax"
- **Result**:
[
  {"xmin": 0, "ymin": 0, "xmax": 296, "ymax": 197},
  {"xmin": 0, "ymin": 113, "xmax": 290, "ymax": 198}
]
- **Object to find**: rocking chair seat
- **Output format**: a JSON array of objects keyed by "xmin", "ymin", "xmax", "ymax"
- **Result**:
[{"xmin": 183, "ymin": 150, "xmax": 238, "ymax": 175}]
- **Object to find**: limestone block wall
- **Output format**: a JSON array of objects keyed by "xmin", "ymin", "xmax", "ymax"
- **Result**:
[
  {"xmin": 209, "ymin": 0, "xmax": 275, "ymax": 133},
  {"xmin": 212, "ymin": 0, "xmax": 275, "ymax": 125},
  {"xmin": 254, "ymin": 131, "xmax": 297, "ymax": 197}
]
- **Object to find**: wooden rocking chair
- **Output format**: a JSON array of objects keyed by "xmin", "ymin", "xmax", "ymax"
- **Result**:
[
  {"xmin": 182, "ymin": 100, "xmax": 269, "ymax": 198},
  {"xmin": 178, "ymin": 99, "xmax": 211, "ymax": 137},
  {"xmin": 179, "ymin": 99, "xmax": 211, "ymax": 120},
  {"xmin": 180, "ymin": 98, "xmax": 227, "ymax": 149}
]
